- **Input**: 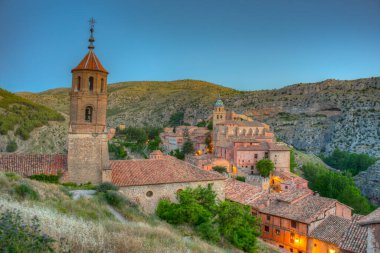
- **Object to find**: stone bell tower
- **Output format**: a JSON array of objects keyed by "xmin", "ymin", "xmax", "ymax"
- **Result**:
[
  {"xmin": 67, "ymin": 18, "xmax": 110, "ymax": 184},
  {"xmin": 213, "ymin": 97, "xmax": 226, "ymax": 129}
]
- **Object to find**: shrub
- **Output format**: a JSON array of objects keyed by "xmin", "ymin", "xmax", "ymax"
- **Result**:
[
  {"xmin": 13, "ymin": 183, "xmax": 39, "ymax": 200},
  {"xmin": 102, "ymin": 191, "xmax": 127, "ymax": 208},
  {"xmin": 29, "ymin": 174, "xmax": 60, "ymax": 184},
  {"xmin": 96, "ymin": 182, "xmax": 119, "ymax": 192},
  {"xmin": 182, "ymin": 140, "xmax": 195, "ymax": 154},
  {"xmin": 6, "ymin": 139, "xmax": 17, "ymax": 152},
  {"xmin": 196, "ymin": 221, "xmax": 220, "ymax": 243},
  {"xmin": 235, "ymin": 176, "xmax": 246, "ymax": 182},
  {"xmin": 4, "ymin": 172, "xmax": 20, "ymax": 181},
  {"xmin": 256, "ymin": 159, "xmax": 274, "ymax": 177},
  {"xmin": 0, "ymin": 209, "xmax": 55, "ymax": 252},
  {"xmin": 212, "ymin": 166, "xmax": 227, "ymax": 174}
]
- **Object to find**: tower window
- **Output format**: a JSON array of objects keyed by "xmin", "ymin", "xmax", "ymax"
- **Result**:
[
  {"xmin": 89, "ymin": 77, "xmax": 94, "ymax": 92},
  {"xmin": 85, "ymin": 106, "xmax": 93, "ymax": 122},
  {"xmin": 77, "ymin": 76, "xmax": 81, "ymax": 91},
  {"xmin": 100, "ymin": 78, "xmax": 105, "ymax": 92}
]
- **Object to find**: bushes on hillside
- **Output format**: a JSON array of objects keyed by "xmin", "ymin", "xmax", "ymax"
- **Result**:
[
  {"xmin": 321, "ymin": 149, "xmax": 377, "ymax": 176},
  {"xmin": 96, "ymin": 182, "xmax": 119, "ymax": 192},
  {"xmin": 0, "ymin": 209, "xmax": 55, "ymax": 252},
  {"xmin": 29, "ymin": 174, "xmax": 60, "ymax": 184},
  {"xmin": 156, "ymin": 185, "xmax": 261, "ymax": 252},
  {"xmin": 212, "ymin": 166, "xmax": 227, "ymax": 174},
  {"xmin": 6, "ymin": 139, "xmax": 17, "ymax": 152},
  {"xmin": 13, "ymin": 183, "xmax": 39, "ymax": 200},
  {"xmin": 302, "ymin": 163, "xmax": 374, "ymax": 214}
]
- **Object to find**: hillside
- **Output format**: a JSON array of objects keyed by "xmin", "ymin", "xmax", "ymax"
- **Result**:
[
  {"xmin": 0, "ymin": 89, "xmax": 65, "ymax": 153},
  {"xmin": 16, "ymin": 77, "xmax": 380, "ymax": 157},
  {"xmin": 0, "ymin": 172, "xmax": 278, "ymax": 253}
]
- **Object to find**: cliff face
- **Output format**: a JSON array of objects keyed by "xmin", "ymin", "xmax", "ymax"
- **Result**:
[
  {"xmin": 16, "ymin": 77, "xmax": 380, "ymax": 157},
  {"xmin": 355, "ymin": 161, "xmax": 380, "ymax": 206}
]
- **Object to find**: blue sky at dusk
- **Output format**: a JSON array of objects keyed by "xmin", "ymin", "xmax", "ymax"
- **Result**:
[{"xmin": 0, "ymin": 0, "xmax": 379, "ymax": 92}]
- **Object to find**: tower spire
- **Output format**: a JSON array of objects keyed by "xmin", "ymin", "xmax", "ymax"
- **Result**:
[{"xmin": 88, "ymin": 17, "xmax": 96, "ymax": 50}]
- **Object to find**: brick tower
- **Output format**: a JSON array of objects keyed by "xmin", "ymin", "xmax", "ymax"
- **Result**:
[
  {"xmin": 213, "ymin": 97, "xmax": 226, "ymax": 129},
  {"xmin": 67, "ymin": 19, "xmax": 110, "ymax": 184}
]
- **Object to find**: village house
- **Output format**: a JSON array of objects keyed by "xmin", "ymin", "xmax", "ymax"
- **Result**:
[{"xmin": 225, "ymin": 179, "xmax": 374, "ymax": 253}]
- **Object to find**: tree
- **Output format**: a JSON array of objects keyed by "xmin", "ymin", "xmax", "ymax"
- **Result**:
[
  {"xmin": 256, "ymin": 159, "xmax": 274, "ymax": 177},
  {"xmin": 168, "ymin": 112, "xmax": 184, "ymax": 127},
  {"xmin": 213, "ymin": 166, "xmax": 227, "ymax": 174},
  {"xmin": 182, "ymin": 140, "xmax": 194, "ymax": 154},
  {"xmin": 290, "ymin": 148, "xmax": 297, "ymax": 173}
]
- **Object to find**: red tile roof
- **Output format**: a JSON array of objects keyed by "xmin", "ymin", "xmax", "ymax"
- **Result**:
[
  {"xmin": 71, "ymin": 50, "xmax": 108, "ymax": 73},
  {"xmin": 309, "ymin": 215, "xmax": 352, "ymax": 245},
  {"xmin": 225, "ymin": 179, "xmax": 263, "ymax": 206},
  {"xmin": 0, "ymin": 154, "xmax": 67, "ymax": 176},
  {"xmin": 110, "ymin": 157, "xmax": 226, "ymax": 187},
  {"xmin": 339, "ymin": 215, "xmax": 367, "ymax": 253}
]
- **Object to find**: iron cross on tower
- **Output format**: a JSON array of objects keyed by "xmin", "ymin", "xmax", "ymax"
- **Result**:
[{"xmin": 88, "ymin": 17, "xmax": 96, "ymax": 50}]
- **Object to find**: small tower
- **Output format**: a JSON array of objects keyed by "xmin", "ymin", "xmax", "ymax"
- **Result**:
[
  {"xmin": 213, "ymin": 97, "xmax": 226, "ymax": 129},
  {"xmin": 66, "ymin": 18, "xmax": 110, "ymax": 184}
]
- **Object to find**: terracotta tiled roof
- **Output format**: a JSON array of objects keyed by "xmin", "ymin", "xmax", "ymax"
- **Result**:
[
  {"xmin": 71, "ymin": 50, "xmax": 108, "ymax": 73},
  {"xmin": 217, "ymin": 120, "xmax": 266, "ymax": 127},
  {"xmin": 111, "ymin": 157, "xmax": 226, "ymax": 187},
  {"xmin": 358, "ymin": 207, "xmax": 380, "ymax": 225},
  {"xmin": 260, "ymin": 194, "xmax": 337, "ymax": 224},
  {"xmin": 150, "ymin": 150, "xmax": 163, "ymax": 155},
  {"xmin": 225, "ymin": 179, "xmax": 263, "ymax": 206},
  {"xmin": 309, "ymin": 215, "xmax": 352, "ymax": 245},
  {"xmin": 0, "ymin": 154, "xmax": 67, "ymax": 176},
  {"xmin": 340, "ymin": 215, "xmax": 367, "ymax": 253}
]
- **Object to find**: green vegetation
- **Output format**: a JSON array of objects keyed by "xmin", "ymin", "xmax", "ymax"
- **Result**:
[
  {"xmin": 96, "ymin": 182, "xmax": 120, "ymax": 192},
  {"xmin": 213, "ymin": 166, "xmax": 227, "ymax": 174},
  {"xmin": 235, "ymin": 176, "xmax": 246, "ymax": 182},
  {"xmin": 196, "ymin": 120, "xmax": 207, "ymax": 127},
  {"xmin": 156, "ymin": 185, "xmax": 261, "ymax": 252},
  {"xmin": 109, "ymin": 126, "xmax": 163, "ymax": 159},
  {"xmin": 6, "ymin": 139, "xmax": 18, "ymax": 152},
  {"xmin": 290, "ymin": 148, "xmax": 297, "ymax": 173},
  {"xmin": 0, "ymin": 209, "xmax": 55, "ymax": 253},
  {"xmin": 0, "ymin": 89, "xmax": 64, "ymax": 140},
  {"xmin": 321, "ymin": 149, "xmax": 378, "ymax": 176},
  {"xmin": 302, "ymin": 163, "xmax": 374, "ymax": 214},
  {"xmin": 29, "ymin": 174, "xmax": 60, "ymax": 184},
  {"xmin": 168, "ymin": 149, "xmax": 185, "ymax": 160},
  {"xmin": 256, "ymin": 159, "xmax": 274, "ymax": 177},
  {"xmin": 168, "ymin": 111, "xmax": 185, "ymax": 127},
  {"xmin": 182, "ymin": 140, "xmax": 195, "ymax": 154},
  {"xmin": 13, "ymin": 183, "xmax": 39, "ymax": 200}
]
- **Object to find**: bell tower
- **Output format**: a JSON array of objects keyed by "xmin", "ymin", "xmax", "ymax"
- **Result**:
[
  {"xmin": 213, "ymin": 97, "xmax": 226, "ymax": 129},
  {"xmin": 67, "ymin": 18, "xmax": 110, "ymax": 184}
]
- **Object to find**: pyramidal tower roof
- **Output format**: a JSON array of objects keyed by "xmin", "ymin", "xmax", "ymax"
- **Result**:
[{"xmin": 71, "ymin": 18, "xmax": 108, "ymax": 74}]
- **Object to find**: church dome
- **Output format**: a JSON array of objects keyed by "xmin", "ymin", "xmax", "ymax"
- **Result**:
[{"xmin": 214, "ymin": 98, "xmax": 224, "ymax": 107}]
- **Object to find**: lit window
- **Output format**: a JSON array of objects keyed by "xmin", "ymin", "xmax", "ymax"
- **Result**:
[
  {"xmin": 275, "ymin": 229, "xmax": 280, "ymax": 236},
  {"xmin": 290, "ymin": 233, "xmax": 295, "ymax": 244}
]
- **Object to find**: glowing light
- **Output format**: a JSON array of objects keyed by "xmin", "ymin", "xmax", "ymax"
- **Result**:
[
  {"xmin": 328, "ymin": 249, "xmax": 336, "ymax": 253},
  {"xmin": 295, "ymin": 238, "xmax": 300, "ymax": 244}
]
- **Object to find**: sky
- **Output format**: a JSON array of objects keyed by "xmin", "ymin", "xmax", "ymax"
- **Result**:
[{"xmin": 0, "ymin": 0, "xmax": 380, "ymax": 92}]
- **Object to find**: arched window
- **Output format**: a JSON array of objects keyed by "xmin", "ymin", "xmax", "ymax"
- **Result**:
[
  {"xmin": 85, "ymin": 106, "xmax": 93, "ymax": 122},
  {"xmin": 88, "ymin": 77, "xmax": 94, "ymax": 92},
  {"xmin": 100, "ymin": 78, "xmax": 105, "ymax": 93},
  {"xmin": 77, "ymin": 76, "xmax": 81, "ymax": 91}
]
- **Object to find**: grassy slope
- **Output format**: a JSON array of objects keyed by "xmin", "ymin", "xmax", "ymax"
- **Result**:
[
  {"xmin": 0, "ymin": 88, "xmax": 64, "ymax": 140},
  {"xmin": 0, "ymin": 173, "xmax": 277, "ymax": 253}
]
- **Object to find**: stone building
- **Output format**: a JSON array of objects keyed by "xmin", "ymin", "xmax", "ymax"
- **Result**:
[
  {"xmin": 109, "ymin": 151, "xmax": 226, "ymax": 213},
  {"xmin": 66, "ymin": 22, "xmax": 110, "ymax": 184},
  {"xmin": 225, "ymin": 179, "xmax": 368, "ymax": 253},
  {"xmin": 211, "ymin": 98, "xmax": 290, "ymax": 175},
  {"xmin": 358, "ymin": 208, "xmax": 380, "ymax": 253}
]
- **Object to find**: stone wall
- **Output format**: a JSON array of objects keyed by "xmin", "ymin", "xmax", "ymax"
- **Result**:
[
  {"xmin": 66, "ymin": 133, "xmax": 109, "ymax": 184},
  {"xmin": 119, "ymin": 179, "xmax": 226, "ymax": 214}
]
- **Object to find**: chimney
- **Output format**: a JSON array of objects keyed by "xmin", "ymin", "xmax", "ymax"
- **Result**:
[{"xmin": 149, "ymin": 150, "xmax": 164, "ymax": 160}]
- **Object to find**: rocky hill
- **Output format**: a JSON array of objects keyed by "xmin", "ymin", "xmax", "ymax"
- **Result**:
[{"xmin": 16, "ymin": 77, "xmax": 380, "ymax": 157}]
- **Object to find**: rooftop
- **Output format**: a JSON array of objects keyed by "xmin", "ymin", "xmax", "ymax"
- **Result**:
[
  {"xmin": 71, "ymin": 49, "xmax": 108, "ymax": 73},
  {"xmin": 217, "ymin": 120, "xmax": 266, "ymax": 127},
  {"xmin": 339, "ymin": 215, "xmax": 367, "ymax": 253},
  {"xmin": 309, "ymin": 215, "xmax": 352, "ymax": 245},
  {"xmin": 225, "ymin": 179, "xmax": 263, "ymax": 206},
  {"xmin": 111, "ymin": 156, "xmax": 226, "ymax": 187},
  {"xmin": 358, "ymin": 207, "xmax": 380, "ymax": 225}
]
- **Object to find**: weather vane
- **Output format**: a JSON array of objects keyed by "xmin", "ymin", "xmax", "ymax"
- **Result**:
[{"xmin": 88, "ymin": 17, "xmax": 96, "ymax": 50}]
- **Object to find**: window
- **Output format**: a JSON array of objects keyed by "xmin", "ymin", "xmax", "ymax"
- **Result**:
[
  {"xmin": 100, "ymin": 78, "xmax": 105, "ymax": 92},
  {"xmin": 275, "ymin": 229, "xmax": 280, "ymax": 236},
  {"xmin": 146, "ymin": 191, "xmax": 153, "ymax": 197},
  {"xmin": 266, "ymin": 215, "xmax": 270, "ymax": 221},
  {"xmin": 290, "ymin": 233, "xmax": 295, "ymax": 244},
  {"xmin": 88, "ymin": 76, "xmax": 94, "ymax": 91},
  {"xmin": 77, "ymin": 76, "xmax": 81, "ymax": 91},
  {"xmin": 85, "ymin": 106, "xmax": 93, "ymax": 122},
  {"xmin": 290, "ymin": 249, "xmax": 293, "ymax": 253},
  {"xmin": 264, "ymin": 226, "xmax": 269, "ymax": 233},
  {"xmin": 279, "ymin": 245, "xmax": 284, "ymax": 248},
  {"xmin": 291, "ymin": 220, "xmax": 297, "ymax": 228},
  {"xmin": 254, "ymin": 154, "xmax": 258, "ymax": 159}
]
